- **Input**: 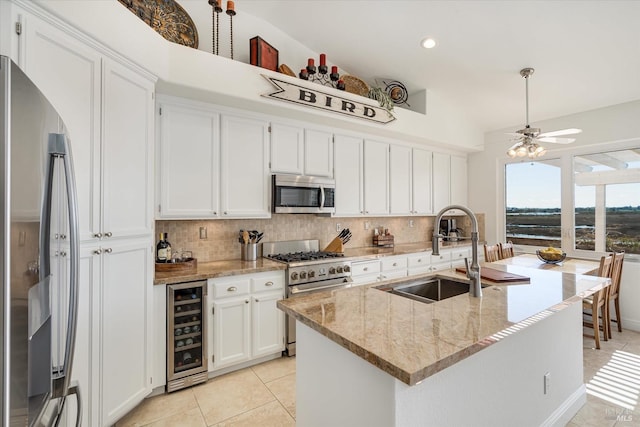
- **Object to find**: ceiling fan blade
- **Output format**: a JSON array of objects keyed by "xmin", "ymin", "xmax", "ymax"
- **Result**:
[
  {"xmin": 538, "ymin": 128, "xmax": 582, "ymax": 138},
  {"xmin": 504, "ymin": 132, "xmax": 524, "ymax": 137},
  {"xmin": 537, "ymin": 136, "xmax": 576, "ymax": 144}
]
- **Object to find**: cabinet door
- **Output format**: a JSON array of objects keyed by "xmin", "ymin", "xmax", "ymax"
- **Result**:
[
  {"xmin": 364, "ymin": 140, "xmax": 389, "ymax": 215},
  {"xmin": 270, "ymin": 122, "xmax": 303, "ymax": 175},
  {"xmin": 304, "ymin": 129, "xmax": 333, "ymax": 177},
  {"xmin": 251, "ymin": 291, "xmax": 285, "ymax": 358},
  {"xmin": 212, "ymin": 297, "xmax": 251, "ymax": 369},
  {"xmin": 333, "ymin": 134, "xmax": 363, "ymax": 216},
  {"xmin": 389, "ymin": 145, "xmax": 412, "ymax": 215},
  {"xmin": 432, "ymin": 152, "xmax": 451, "ymax": 213},
  {"xmin": 21, "ymin": 11, "xmax": 101, "ymax": 242},
  {"xmin": 450, "ymin": 155, "xmax": 468, "ymax": 206},
  {"xmin": 158, "ymin": 102, "xmax": 220, "ymax": 218},
  {"xmin": 152, "ymin": 283, "xmax": 167, "ymax": 388},
  {"xmin": 412, "ymin": 148, "xmax": 433, "ymax": 214},
  {"xmin": 100, "ymin": 239, "xmax": 152, "ymax": 426},
  {"xmin": 220, "ymin": 115, "xmax": 270, "ymax": 218},
  {"xmin": 102, "ymin": 59, "xmax": 154, "ymax": 239}
]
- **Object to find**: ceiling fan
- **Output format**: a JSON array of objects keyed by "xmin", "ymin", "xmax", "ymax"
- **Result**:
[{"xmin": 506, "ymin": 67, "xmax": 582, "ymax": 158}]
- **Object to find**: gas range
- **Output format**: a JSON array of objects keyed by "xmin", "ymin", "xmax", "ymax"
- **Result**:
[{"xmin": 262, "ymin": 240, "xmax": 352, "ymax": 286}]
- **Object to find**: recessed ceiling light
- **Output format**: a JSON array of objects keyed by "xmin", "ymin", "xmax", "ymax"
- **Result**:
[{"xmin": 421, "ymin": 38, "xmax": 436, "ymax": 49}]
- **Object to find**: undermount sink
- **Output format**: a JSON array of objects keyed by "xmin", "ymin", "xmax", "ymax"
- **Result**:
[{"xmin": 385, "ymin": 276, "xmax": 486, "ymax": 304}]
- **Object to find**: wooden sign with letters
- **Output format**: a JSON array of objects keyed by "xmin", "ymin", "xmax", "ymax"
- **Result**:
[{"xmin": 262, "ymin": 75, "xmax": 395, "ymax": 124}]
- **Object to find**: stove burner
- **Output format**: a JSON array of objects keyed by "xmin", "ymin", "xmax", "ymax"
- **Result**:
[{"xmin": 267, "ymin": 251, "xmax": 344, "ymax": 263}]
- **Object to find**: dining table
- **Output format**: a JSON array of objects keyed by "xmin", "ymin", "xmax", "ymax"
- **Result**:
[{"xmin": 488, "ymin": 253, "xmax": 601, "ymax": 276}]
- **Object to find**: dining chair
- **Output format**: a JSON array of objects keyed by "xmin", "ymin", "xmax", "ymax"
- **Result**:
[
  {"xmin": 484, "ymin": 244, "xmax": 502, "ymax": 262},
  {"xmin": 606, "ymin": 251, "xmax": 625, "ymax": 338},
  {"xmin": 499, "ymin": 241, "xmax": 515, "ymax": 259},
  {"xmin": 583, "ymin": 254, "xmax": 613, "ymax": 349}
]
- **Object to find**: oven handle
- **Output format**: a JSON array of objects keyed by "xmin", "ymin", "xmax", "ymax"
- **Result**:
[{"xmin": 289, "ymin": 277, "xmax": 353, "ymax": 296}]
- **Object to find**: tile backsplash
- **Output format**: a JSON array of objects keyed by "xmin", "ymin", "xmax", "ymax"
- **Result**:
[{"xmin": 156, "ymin": 213, "xmax": 485, "ymax": 263}]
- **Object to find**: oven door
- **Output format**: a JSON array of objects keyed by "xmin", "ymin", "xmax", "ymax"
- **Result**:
[{"xmin": 285, "ymin": 276, "xmax": 351, "ymax": 356}]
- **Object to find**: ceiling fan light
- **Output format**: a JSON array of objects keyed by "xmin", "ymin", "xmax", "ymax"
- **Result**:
[
  {"xmin": 537, "ymin": 147, "xmax": 547, "ymax": 157},
  {"xmin": 516, "ymin": 146, "xmax": 527, "ymax": 157},
  {"xmin": 507, "ymin": 148, "xmax": 517, "ymax": 158},
  {"xmin": 534, "ymin": 145, "xmax": 546, "ymax": 155}
]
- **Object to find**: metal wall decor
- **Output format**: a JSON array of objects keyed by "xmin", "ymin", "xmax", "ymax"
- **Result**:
[
  {"xmin": 381, "ymin": 79, "xmax": 410, "ymax": 107},
  {"xmin": 209, "ymin": 0, "xmax": 236, "ymax": 58},
  {"xmin": 118, "ymin": 0, "xmax": 198, "ymax": 49}
]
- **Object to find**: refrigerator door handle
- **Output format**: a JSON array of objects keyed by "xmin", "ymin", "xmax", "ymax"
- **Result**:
[
  {"xmin": 52, "ymin": 381, "xmax": 82, "ymax": 427},
  {"xmin": 45, "ymin": 134, "xmax": 81, "ymax": 400}
]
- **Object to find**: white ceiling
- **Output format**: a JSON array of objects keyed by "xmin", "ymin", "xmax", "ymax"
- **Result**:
[{"xmin": 230, "ymin": 0, "xmax": 640, "ymax": 134}]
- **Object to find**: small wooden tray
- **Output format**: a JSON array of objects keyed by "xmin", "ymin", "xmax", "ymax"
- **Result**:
[
  {"xmin": 373, "ymin": 235, "xmax": 394, "ymax": 247},
  {"xmin": 155, "ymin": 258, "xmax": 197, "ymax": 273}
]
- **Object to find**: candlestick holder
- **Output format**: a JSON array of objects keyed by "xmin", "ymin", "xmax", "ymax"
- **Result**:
[
  {"xmin": 208, "ymin": 0, "xmax": 223, "ymax": 55},
  {"xmin": 299, "ymin": 55, "xmax": 343, "ymax": 90}
]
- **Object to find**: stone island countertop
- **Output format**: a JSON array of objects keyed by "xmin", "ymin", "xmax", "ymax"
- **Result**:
[{"xmin": 277, "ymin": 261, "xmax": 609, "ymax": 385}]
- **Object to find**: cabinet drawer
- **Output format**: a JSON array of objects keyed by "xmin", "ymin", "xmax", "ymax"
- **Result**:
[
  {"xmin": 429, "ymin": 263, "xmax": 450, "ymax": 273},
  {"xmin": 351, "ymin": 273, "xmax": 381, "ymax": 287},
  {"xmin": 351, "ymin": 260, "xmax": 381, "ymax": 276},
  {"xmin": 210, "ymin": 278, "xmax": 250, "ymax": 298},
  {"xmin": 430, "ymin": 252, "xmax": 451, "ymax": 265},
  {"xmin": 381, "ymin": 256, "xmax": 407, "ymax": 272},
  {"xmin": 380, "ymin": 270, "xmax": 407, "ymax": 281},
  {"xmin": 250, "ymin": 272, "xmax": 285, "ymax": 293},
  {"xmin": 450, "ymin": 248, "xmax": 471, "ymax": 261},
  {"xmin": 407, "ymin": 252, "xmax": 430, "ymax": 268}
]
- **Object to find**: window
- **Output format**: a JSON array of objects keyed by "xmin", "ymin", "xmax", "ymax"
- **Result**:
[
  {"xmin": 505, "ymin": 160, "xmax": 561, "ymax": 247},
  {"xmin": 574, "ymin": 149, "xmax": 640, "ymax": 254},
  {"xmin": 504, "ymin": 147, "xmax": 640, "ymax": 256}
]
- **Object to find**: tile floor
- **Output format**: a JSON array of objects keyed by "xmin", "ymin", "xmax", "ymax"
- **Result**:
[{"xmin": 117, "ymin": 329, "xmax": 640, "ymax": 427}]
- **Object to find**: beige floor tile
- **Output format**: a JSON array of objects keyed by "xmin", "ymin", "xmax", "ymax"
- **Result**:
[
  {"xmin": 265, "ymin": 373, "xmax": 296, "ymax": 418},
  {"xmin": 116, "ymin": 388, "xmax": 198, "ymax": 427},
  {"xmin": 192, "ymin": 368, "xmax": 275, "ymax": 425},
  {"xmin": 144, "ymin": 407, "xmax": 207, "ymax": 427},
  {"xmin": 570, "ymin": 396, "xmax": 618, "ymax": 427},
  {"xmin": 251, "ymin": 356, "xmax": 296, "ymax": 383},
  {"xmin": 213, "ymin": 401, "xmax": 295, "ymax": 427}
]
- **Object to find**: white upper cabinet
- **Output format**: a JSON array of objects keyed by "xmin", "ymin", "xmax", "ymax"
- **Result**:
[
  {"xmin": 101, "ymin": 58, "xmax": 154, "ymax": 240},
  {"xmin": 333, "ymin": 134, "xmax": 364, "ymax": 216},
  {"xmin": 270, "ymin": 124, "xmax": 333, "ymax": 177},
  {"xmin": 450, "ymin": 155, "xmax": 468, "ymax": 206},
  {"xmin": 363, "ymin": 139, "xmax": 389, "ymax": 215},
  {"xmin": 157, "ymin": 101, "xmax": 220, "ymax": 218},
  {"xmin": 304, "ymin": 129, "xmax": 333, "ymax": 177},
  {"xmin": 432, "ymin": 152, "xmax": 451, "ymax": 213},
  {"xmin": 412, "ymin": 147, "xmax": 433, "ymax": 214},
  {"xmin": 220, "ymin": 114, "xmax": 270, "ymax": 218},
  {"xmin": 270, "ymin": 122, "xmax": 304, "ymax": 175},
  {"xmin": 389, "ymin": 145, "xmax": 412, "ymax": 215}
]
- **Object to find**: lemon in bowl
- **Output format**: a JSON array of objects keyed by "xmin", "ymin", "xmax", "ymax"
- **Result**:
[{"xmin": 536, "ymin": 247, "xmax": 566, "ymax": 264}]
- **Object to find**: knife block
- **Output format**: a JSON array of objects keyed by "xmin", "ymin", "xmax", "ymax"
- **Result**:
[{"xmin": 323, "ymin": 237, "xmax": 344, "ymax": 253}]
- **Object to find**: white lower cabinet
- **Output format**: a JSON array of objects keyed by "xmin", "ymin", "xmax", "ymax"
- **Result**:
[
  {"xmin": 380, "ymin": 255, "xmax": 408, "ymax": 281},
  {"xmin": 408, "ymin": 252, "xmax": 431, "ymax": 276},
  {"xmin": 350, "ymin": 259, "xmax": 382, "ymax": 286},
  {"xmin": 208, "ymin": 271, "xmax": 285, "ymax": 371}
]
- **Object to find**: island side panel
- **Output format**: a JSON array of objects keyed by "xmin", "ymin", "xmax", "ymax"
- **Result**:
[
  {"xmin": 296, "ymin": 322, "xmax": 396, "ymax": 427},
  {"xmin": 393, "ymin": 301, "xmax": 585, "ymax": 427}
]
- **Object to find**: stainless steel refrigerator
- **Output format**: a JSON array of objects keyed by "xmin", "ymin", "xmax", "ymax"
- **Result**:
[{"xmin": 1, "ymin": 56, "xmax": 81, "ymax": 426}]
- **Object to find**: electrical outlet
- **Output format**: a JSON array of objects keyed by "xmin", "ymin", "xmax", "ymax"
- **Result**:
[
  {"xmin": 336, "ymin": 223, "xmax": 341, "ymax": 232},
  {"xmin": 364, "ymin": 221, "xmax": 370, "ymax": 230},
  {"xmin": 544, "ymin": 372, "xmax": 550, "ymax": 394},
  {"xmin": 199, "ymin": 227, "xmax": 208, "ymax": 239},
  {"xmin": 409, "ymin": 220, "xmax": 414, "ymax": 228}
]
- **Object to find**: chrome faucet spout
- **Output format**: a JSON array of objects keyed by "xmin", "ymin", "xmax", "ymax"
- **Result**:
[{"xmin": 433, "ymin": 205, "xmax": 482, "ymax": 298}]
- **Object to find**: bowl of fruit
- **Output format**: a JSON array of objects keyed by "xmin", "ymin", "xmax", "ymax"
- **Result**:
[{"xmin": 536, "ymin": 247, "xmax": 566, "ymax": 264}]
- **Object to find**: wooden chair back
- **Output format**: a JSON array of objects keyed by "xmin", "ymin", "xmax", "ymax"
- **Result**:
[
  {"xmin": 609, "ymin": 251, "xmax": 624, "ymax": 297},
  {"xmin": 597, "ymin": 253, "xmax": 614, "ymax": 278},
  {"xmin": 484, "ymin": 244, "xmax": 501, "ymax": 262},
  {"xmin": 499, "ymin": 241, "xmax": 515, "ymax": 258}
]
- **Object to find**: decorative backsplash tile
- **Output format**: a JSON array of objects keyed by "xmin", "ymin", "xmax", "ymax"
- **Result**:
[{"xmin": 156, "ymin": 213, "xmax": 485, "ymax": 262}]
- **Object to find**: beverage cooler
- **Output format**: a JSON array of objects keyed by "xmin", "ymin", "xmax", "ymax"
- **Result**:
[{"xmin": 167, "ymin": 280, "xmax": 208, "ymax": 392}]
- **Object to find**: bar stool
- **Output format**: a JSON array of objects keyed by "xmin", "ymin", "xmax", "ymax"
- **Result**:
[
  {"xmin": 606, "ymin": 251, "xmax": 625, "ymax": 338},
  {"xmin": 499, "ymin": 241, "xmax": 515, "ymax": 258},
  {"xmin": 583, "ymin": 254, "xmax": 613, "ymax": 349},
  {"xmin": 484, "ymin": 244, "xmax": 501, "ymax": 262}
]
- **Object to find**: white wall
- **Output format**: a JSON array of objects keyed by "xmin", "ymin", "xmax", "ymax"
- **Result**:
[{"xmin": 468, "ymin": 100, "xmax": 640, "ymax": 331}]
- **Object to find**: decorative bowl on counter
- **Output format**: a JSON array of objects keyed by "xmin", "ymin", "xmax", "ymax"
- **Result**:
[{"xmin": 536, "ymin": 249, "xmax": 566, "ymax": 264}]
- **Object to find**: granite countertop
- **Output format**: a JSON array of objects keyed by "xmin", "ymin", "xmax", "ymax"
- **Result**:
[
  {"xmin": 343, "ymin": 240, "xmax": 478, "ymax": 260},
  {"xmin": 154, "ymin": 258, "xmax": 287, "ymax": 285},
  {"xmin": 277, "ymin": 262, "xmax": 609, "ymax": 386}
]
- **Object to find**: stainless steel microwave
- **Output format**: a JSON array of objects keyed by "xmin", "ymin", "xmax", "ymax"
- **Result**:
[{"xmin": 272, "ymin": 174, "xmax": 336, "ymax": 214}]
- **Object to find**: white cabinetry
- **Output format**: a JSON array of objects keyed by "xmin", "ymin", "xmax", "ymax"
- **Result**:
[
  {"xmin": 380, "ymin": 255, "xmax": 408, "ymax": 281},
  {"xmin": 304, "ymin": 129, "xmax": 334, "ymax": 177},
  {"xmin": 157, "ymin": 102, "xmax": 220, "ymax": 218},
  {"xmin": 208, "ymin": 271, "xmax": 285, "ymax": 371},
  {"xmin": 432, "ymin": 153, "xmax": 468, "ymax": 213},
  {"xmin": 412, "ymin": 148, "xmax": 433, "ymax": 214},
  {"xmin": 270, "ymin": 125, "xmax": 333, "ymax": 177},
  {"xmin": 389, "ymin": 145, "xmax": 412, "ymax": 215},
  {"xmin": 408, "ymin": 252, "xmax": 431, "ymax": 276},
  {"xmin": 334, "ymin": 134, "xmax": 364, "ymax": 216},
  {"xmin": 363, "ymin": 139, "xmax": 389, "ymax": 215},
  {"xmin": 450, "ymin": 155, "xmax": 468, "ymax": 206},
  {"xmin": 351, "ymin": 259, "xmax": 382, "ymax": 286}
]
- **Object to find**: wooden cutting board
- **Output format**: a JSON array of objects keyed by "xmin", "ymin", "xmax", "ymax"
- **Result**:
[{"xmin": 455, "ymin": 267, "xmax": 530, "ymax": 283}]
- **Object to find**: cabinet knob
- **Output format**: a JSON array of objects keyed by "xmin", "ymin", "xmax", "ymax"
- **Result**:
[
  {"xmin": 104, "ymin": 232, "xmax": 113, "ymax": 238},
  {"xmin": 245, "ymin": 300, "xmax": 249, "ymax": 304},
  {"xmin": 417, "ymin": 258, "xmax": 422, "ymax": 262},
  {"xmin": 93, "ymin": 249, "xmax": 102, "ymax": 255},
  {"xmin": 60, "ymin": 251, "xmax": 67, "ymax": 257},
  {"xmin": 224, "ymin": 212, "xmax": 228, "ymax": 215},
  {"xmin": 213, "ymin": 211, "xmax": 217, "ymax": 215},
  {"xmin": 265, "ymin": 281, "xmax": 274, "ymax": 287},
  {"xmin": 104, "ymin": 248, "xmax": 113, "ymax": 253},
  {"xmin": 93, "ymin": 232, "xmax": 102, "ymax": 238},
  {"xmin": 392, "ymin": 262, "xmax": 397, "ymax": 267},
  {"xmin": 363, "ymin": 267, "xmax": 368, "ymax": 271},
  {"xmin": 227, "ymin": 286, "xmax": 237, "ymax": 292},
  {"xmin": 255, "ymin": 298, "xmax": 259, "ymax": 302},
  {"xmin": 60, "ymin": 234, "xmax": 67, "ymax": 240}
]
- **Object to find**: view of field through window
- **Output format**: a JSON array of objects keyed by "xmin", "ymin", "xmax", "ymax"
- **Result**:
[{"xmin": 506, "ymin": 149, "xmax": 640, "ymax": 255}]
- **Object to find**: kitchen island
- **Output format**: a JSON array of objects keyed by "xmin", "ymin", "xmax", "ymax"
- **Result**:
[{"xmin": 278, "ymin": 261, "xmax": 609, "ymax": 427}]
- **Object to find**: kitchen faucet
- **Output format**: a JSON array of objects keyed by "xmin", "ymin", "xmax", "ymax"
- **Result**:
[{"xmin": 432, "ymin": 205, "xmax": 482, "ymax": 298}]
